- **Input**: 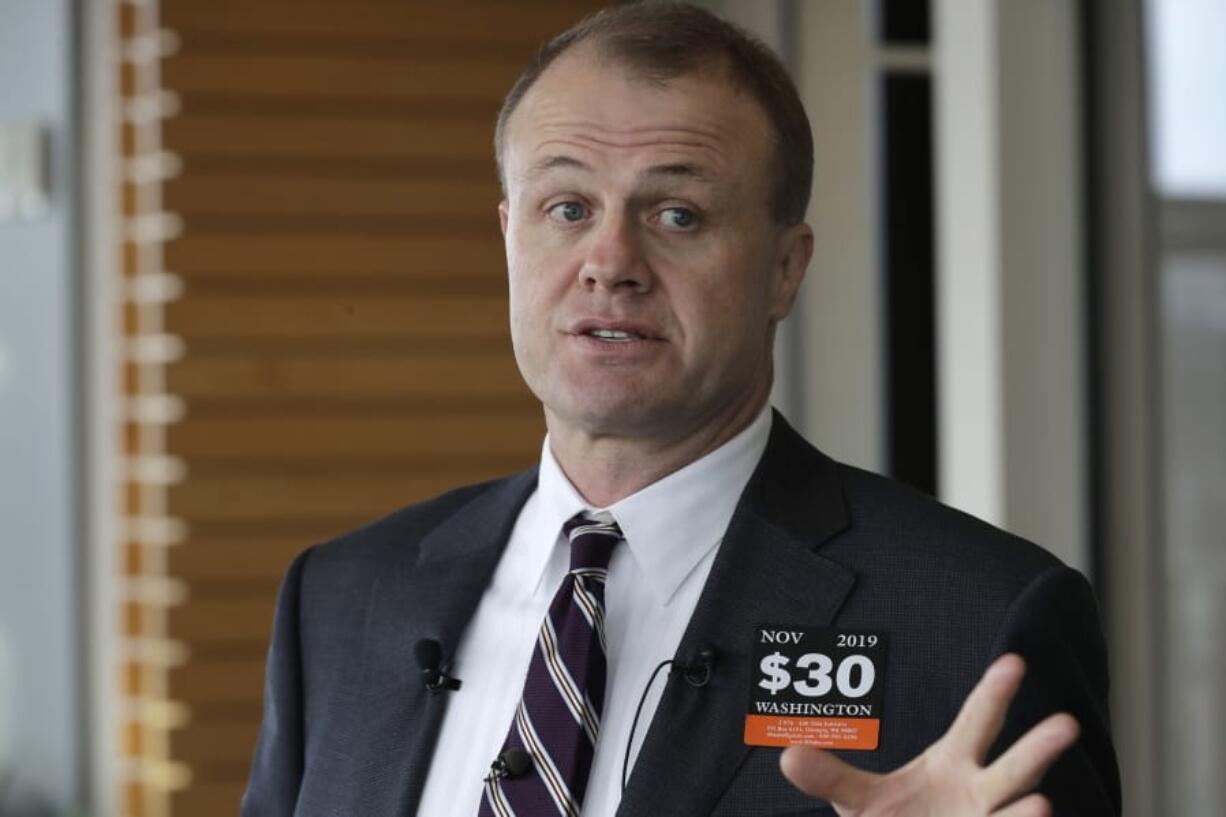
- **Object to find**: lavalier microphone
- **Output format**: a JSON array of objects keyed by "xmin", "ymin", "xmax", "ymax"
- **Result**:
[
  {"xmin": 413, "ymin": 637, "xmax": 462, "ymax": 692},
  {"xmin": 672, "ymin": 645, "xmax": 718, "ymax": 687},
  {"xmin": 485, "ymin": 748, "xmax": 533, "ymax": 782},
  {"xmin": 622, "ymin": 644, "xmax": 720, "ymax": 790}
]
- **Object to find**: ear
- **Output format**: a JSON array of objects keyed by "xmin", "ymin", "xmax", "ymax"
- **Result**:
[
  {"xmin": 498, "ymin": 200, "xmax": 510, "ymax": 238},
  {"xmin": 769, "ymin": 222, "xmax": 813, "ymax": 321}
]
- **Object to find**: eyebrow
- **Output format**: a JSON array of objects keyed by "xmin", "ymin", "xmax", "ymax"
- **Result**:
[
  {"xmin": 644, "ymin": 162, "xmax": 712, "ymax": 183},
  {"xmin": 524, "ymin": 155, "xmax": 714, "ymax": 184}
]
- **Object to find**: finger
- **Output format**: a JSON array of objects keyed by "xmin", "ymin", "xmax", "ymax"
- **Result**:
[
  {"xmin": 978, "ymin": 713, "xmax": 1079, "ymax": 809},
  {"xmin": 780, "ymin": 745, "xmax": 878, "ymax": 812},
  {"xmin": 943, "ymin": 653, "xmax": 1026, "ymax": 763},
  {"xmin": 993, "ymin": 793, "xmax": 1052, "ymax": 817}
]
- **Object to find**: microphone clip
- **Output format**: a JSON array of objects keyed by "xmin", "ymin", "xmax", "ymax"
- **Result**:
[
  {"xmin": 414, "ymin": 637, "xmax": 462, "ymax": 693},
  {"xmin": 485, "ymin": 748, "xmax": 532, "ymax": 782},
  {"xmin": 422, "ymin": 667, "xmax": 462, "ymax": 692},
  {"xmin": 671, "ymin": 646, "xmax": 718, "ymax": 687}
]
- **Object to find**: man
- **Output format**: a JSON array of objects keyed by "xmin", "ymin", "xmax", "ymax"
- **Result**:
[{"xmin": 242, "ymin": 4, "xmax": 1120, "ymax": 816}]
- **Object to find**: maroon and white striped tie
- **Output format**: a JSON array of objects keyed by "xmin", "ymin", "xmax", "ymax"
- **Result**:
[{"xmin": 479, "ymin": 512, "xmax": 622, "ymax": 817}]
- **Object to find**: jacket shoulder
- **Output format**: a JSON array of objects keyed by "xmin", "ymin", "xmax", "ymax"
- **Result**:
[
  {"xmin": 831, "ymin": 462, "xmax": 1064, "ymax": 581},
  {"xmin": 308, "ymin": 470, "xmax": 534, "ymax": 567}
]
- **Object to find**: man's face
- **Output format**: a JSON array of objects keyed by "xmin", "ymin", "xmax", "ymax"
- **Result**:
[{"xmin": 499, "ymin": 48, "xmax": 811, "ymax": 445}]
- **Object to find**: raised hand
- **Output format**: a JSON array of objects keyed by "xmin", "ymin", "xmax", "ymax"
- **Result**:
[{"xmin": 780, "ymin": 654, "xmax": 1079, "ymax": 817}]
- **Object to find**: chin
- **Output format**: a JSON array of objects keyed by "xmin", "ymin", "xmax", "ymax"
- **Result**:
[{"xmin": 552, "ymin": 392, "xmax": 683, "ymax": 438}]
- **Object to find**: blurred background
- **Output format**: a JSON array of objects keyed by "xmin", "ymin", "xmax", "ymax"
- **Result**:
[{"xmin": 0, "ymin": 0, "xmax": 1221, "ymax": 815}]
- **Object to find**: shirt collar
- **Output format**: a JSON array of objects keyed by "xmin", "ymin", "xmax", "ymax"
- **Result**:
[{"xmin": 533, "ymin": 404, "xmax": 773, "ymax": 606}]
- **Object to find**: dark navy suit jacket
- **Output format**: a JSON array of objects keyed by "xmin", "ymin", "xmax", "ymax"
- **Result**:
[{"xmin": 242, "ymin": 412, "xmax": 1121, "ymax": 816}]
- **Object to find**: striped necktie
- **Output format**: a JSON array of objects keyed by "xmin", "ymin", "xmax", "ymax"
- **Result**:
[{"xmin": 480, "ymin": 511, "xmax": 622, "ymax": 817}]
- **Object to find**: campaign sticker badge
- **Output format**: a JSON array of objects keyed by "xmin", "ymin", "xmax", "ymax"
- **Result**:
[{"xmin": 745, "ymin": 624, "xmax": 888, "ymax": 751}]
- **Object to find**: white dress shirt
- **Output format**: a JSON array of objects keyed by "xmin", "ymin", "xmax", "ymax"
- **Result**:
[{"xmin": 416, "ymin": 405, "xmax": 772, "ymax": 817}]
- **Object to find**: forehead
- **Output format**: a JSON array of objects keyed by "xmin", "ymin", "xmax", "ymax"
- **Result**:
[{"xmin": 502, "ymin": 47, "xmax": 774, "ymax": 187}]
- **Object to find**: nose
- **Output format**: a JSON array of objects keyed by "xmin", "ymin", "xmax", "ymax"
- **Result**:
[{"xmin": 578, "ymin": 212, "xmax": 651, "ymax": 294}]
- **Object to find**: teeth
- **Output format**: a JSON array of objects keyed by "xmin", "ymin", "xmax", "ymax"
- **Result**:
[{"xmin": 589, "ymin": 329, "xmax": 635, "ymax": 340}]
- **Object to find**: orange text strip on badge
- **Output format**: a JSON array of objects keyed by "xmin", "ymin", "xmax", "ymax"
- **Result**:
[{"xmin": 743, "ymin": 715, "xmax": 881, "ymax": 751}]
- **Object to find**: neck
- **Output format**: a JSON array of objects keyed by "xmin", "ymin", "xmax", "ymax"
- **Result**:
[{"xmin": 546, "ymin": 388, "xmax": 770, "ymax": 508}]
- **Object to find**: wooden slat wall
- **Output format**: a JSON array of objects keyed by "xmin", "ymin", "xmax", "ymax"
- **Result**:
[{"xmin": 117, "ymin": 2, "xmax": 607, "ymax": 815}]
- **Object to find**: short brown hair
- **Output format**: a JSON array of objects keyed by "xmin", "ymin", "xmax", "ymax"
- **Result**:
[{"xmin": 494, "ymin": 1, "xmax": 814, "ymax": 225}]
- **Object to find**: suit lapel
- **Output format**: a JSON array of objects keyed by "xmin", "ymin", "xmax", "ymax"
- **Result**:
[
  {"xmin": 617, "ymin": 413, "xmax": 856, "ymax": 817},
  {"xmin": 358, "ymin": 469, "xmax": 537, "ymax": 816}
]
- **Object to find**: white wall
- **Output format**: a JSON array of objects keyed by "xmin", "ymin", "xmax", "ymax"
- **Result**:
[
  {"xmin": 794, "ymin": 0, "xmax": 886, "ymax": 474},
  {"xmin": 0, "ymin": 0, "xmax": 84, "ymax": 811},
  {"xmin": 934, "ymin": 0, "xmax": 1088, "ymax": 571}
]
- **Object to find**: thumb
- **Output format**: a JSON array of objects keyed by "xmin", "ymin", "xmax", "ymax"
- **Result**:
[{"xmin": 780, "ymin": 745, "xmax": 877, "ymax": 813}]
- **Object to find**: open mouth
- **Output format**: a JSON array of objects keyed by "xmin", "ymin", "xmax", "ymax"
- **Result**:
[
  {"xmin": 584, "ymin": 328, "xmax": 642, "ymax": 342},
  {"xmin": 571, "ymin": 319, "xmax": 661, "ymax": 344}
]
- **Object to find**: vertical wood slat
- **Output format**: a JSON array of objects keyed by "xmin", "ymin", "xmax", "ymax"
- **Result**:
[
  {"xmin": 140, "ymin": 3, "xmax": 608, "ymax": 816},
  {"xmin": 116, "ymin": 1, "xmax": 186, "ymax": 816}
]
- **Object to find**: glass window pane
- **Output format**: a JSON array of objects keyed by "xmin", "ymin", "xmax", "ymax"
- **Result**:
[
  {"xmin": 1160, "ymin": 249, "xmax": 1226, "ymax": 816},
  {"xmin": 1147, "ymin": 0, "xmax": 1226, "ymax": 196}
]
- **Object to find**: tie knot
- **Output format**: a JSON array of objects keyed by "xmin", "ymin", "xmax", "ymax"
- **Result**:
[{"xmin": 562, "ymin": 511, "xmax": 622, "ymax": 572}]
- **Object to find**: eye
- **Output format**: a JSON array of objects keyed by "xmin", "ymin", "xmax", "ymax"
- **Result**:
[
  {"xmin": 547, "ymin": 200, "xmax": 587, "ymax": 224},
  {"xmin": 658, "ymin": 207, "xmax": 699, "ymax": 230}
]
